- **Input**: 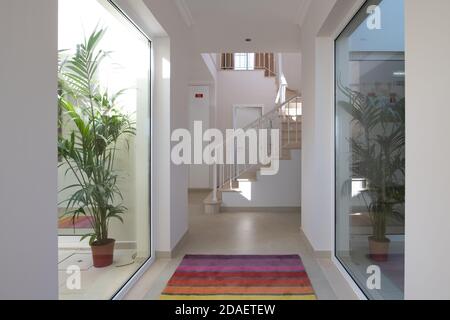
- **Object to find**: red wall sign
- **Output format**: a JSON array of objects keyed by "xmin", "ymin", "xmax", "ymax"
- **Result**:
[{"xmin": 195, "ymin": 93, "xmax": 204, "ymax": 98}]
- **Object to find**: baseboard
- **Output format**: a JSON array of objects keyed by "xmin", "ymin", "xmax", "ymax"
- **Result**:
[
  {"xmin": 115, "ymin": 241, "xmax": 137, "ymax": 250},
  {"xmin": 155, "ymin": 251, "xmax": 172, "ymax": 259},
  {"xmin": 299, "ymin": 229, "xmax": 332, "ymax": 259},
  {"xmin": 331, "ymin": 256, "xmax": 367, "ymax": 300},
  {"xmin": 220, "ymin": 207, "xmax": 301, "ymax": 213},
  {"xmin": 189, "ymin": 188, "xmax": 213, "ymax": 192},
  {"xmin": 156, "ymin": 230, "xmax": 189, "ymax": 259},
  {"xmin": 58, "ymin": 237, "xmax": 137, "ymax": 250},
  {"xmin": 313, "ymin": 250, "xmax": 332, "ymax": 259}
]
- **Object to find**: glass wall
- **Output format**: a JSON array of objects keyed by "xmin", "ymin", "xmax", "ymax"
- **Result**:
[
  {"xmin": 335, "ymin": 0, "xmax": 405, "ymax": 300},
  {"xmin": 57, "ymin": 0, "xmax": 151, "ymax": 299}
]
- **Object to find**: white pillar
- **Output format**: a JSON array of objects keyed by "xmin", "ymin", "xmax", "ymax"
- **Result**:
[
  {"xmin": 404, "ymin": 0, "xmax": 450, "ymax": 300},
  {"xmin": 0, "ymin": 0, "xmax": 58, "ymax": 299}
]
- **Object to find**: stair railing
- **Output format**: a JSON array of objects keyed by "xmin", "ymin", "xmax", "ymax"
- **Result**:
[{"xmin": 212, "ymin": 96, "xmax": 302, "ymax": 202}]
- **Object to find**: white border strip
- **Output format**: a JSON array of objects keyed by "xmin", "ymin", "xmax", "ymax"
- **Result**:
[
  {"xmin": 330, "ymin": 0, "xmax": 369, "ymax": 300},
  {"xmin": 107, "ymin": 0, "xmax": 156, "ymax": 300}
]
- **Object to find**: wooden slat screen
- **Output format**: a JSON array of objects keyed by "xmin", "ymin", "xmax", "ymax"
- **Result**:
[
  {"xmin": 221, "ymin": 53, "xmax": 234, "ymax": 69},
  {"xmin": 221, "ymin": 53, "xmax": 275, "ymax": 77}
]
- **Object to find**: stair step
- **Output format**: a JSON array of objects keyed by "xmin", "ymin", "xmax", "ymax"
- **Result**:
[
  {"xmin": 237, "ymin": 171, "xmax": 258, "ymax": 181},
  {"xmin": 282, "ymin": 121, "xmax": 302, "ymax": 127},
  {"xmin": 283, "ymin": 123, "xmax": 301, "ymax": 127},
  {"xmin": 203, "ymin": 139, "xmax": 299, "ymax": 213},
  {"xmin": 219, "ymin": 180, "xmax": 239, "ymax": 191},
  {"xmin": 283, "ymin": 142, "xmax": 301, "ymax": 149},
  {"xmin": 282, "ymin": 133, "xmax": 301, "ymax": 139},
  {"xmin": 282, "ymin": 128, "xmax": 301, "ymax": 133},
  {"xmin": 219, "ymin": 187, "xmax": 241, "ymax": 193},
  {"xmin": 286, "ymin": 88, "xmax": 299, "ymax": 94},
  {"xmin": 282, "ymin": 119, "xmax": 302, "ymax": 124},
  {"xmin": 281, "ymin": 117, "xmax": 302, "ymax": 121},
  {"xmin": 282, "ymin": 144, "xmax": 301, "ymax": 149},
  {"xmin": 282, "ymin": 137, "xmax": 301, "ymax": 143},
  {"xmin": 282, "ymin": 136, "xmax": 301, "ymax": 142},
  {"xmin": 282, "ymin": 132, "xmax": 301, "ymax": 138},
  {"xmin": 281, "ymin": 127, "xmax": 301, "ymax": 133},
  {"xmin": 282, "ymin": 125, "xmax": 302, "ymax": 130}
]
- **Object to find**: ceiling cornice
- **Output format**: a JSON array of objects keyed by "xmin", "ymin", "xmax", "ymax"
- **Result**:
[
  {"xmin": 175, "ymin": 0, "xmax": 194, "ymax": 27},
  {"xmin": 297, "ymin": 0, "xmax": 312, "ymax": 28}
]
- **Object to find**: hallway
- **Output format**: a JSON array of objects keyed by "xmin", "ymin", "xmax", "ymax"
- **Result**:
[{"xmin": 125, "ymin": 191, "xmax": 357, "ymax": 300}]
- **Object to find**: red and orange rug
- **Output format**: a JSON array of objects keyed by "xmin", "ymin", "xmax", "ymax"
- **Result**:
[{"xmin": 161, "ymin": 255, "xmax": 317, "ymax": 300}]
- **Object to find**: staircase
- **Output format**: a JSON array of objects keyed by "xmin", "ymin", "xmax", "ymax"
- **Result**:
[{"xmin": 204, "ymin": 95, "xmax": 302, "ymax": 214}]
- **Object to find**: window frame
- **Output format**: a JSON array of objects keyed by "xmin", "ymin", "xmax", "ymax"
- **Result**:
[
  {"xmin": 233, "ymin": 53, "xmax": 255, "ymax": 71},
  {"xmin": 333, "ymin": 0, "xmax": 406, "ymax": 300}
]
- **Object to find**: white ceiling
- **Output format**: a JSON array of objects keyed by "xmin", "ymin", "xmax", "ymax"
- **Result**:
[
  {"xmin": 177, "ymin": 0, "xmax": 310, "ymax": 52},
  {"xmin": 185, "ymin": 0, "xmax": 306, "ymax": 26}
]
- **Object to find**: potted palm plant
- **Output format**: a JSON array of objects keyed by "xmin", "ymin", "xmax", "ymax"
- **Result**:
[
  {"xmin": 58, "ymin": 28, "xmax": 135, "ymax": 268},
  {"xmin": 339, "ymin": 84, "xmax": 405, "ymax": 262}
]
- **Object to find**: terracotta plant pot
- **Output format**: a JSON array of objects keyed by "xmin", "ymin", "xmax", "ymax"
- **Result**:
[
  {"xmin": 368, "ymin": 236, "xmax": 390, "ymax": 262},
  {"xmin": 91, "ymin": 239, "xmax": 115, "ymax": 268}
]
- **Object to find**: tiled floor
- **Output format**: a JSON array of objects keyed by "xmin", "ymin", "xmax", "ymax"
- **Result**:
[
  {"xmin": 338, "ymin": 234, "xmax": 405, "ymax": 300},
  {"xmin": 58, "ymin": 248, "xmax": 148, "ymax": 300},
  {"xmin": 124, "ymin": 191, "xmax": 358, "ymax": 300}
]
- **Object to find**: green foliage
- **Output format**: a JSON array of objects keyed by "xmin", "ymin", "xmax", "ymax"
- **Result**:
[
  {"xmin": 338, "ymin": 83, "xmax": 405, "ymax": 241},
  {"xmin": 58, "ymin": 28, "xmax": 135, "ymax": 245}
]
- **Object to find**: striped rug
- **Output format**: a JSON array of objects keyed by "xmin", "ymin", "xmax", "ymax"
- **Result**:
[
  {"xmin": 58, "ymin": 215, "xmax": 93, "ymax": 229},
  {"xmin": 161, "ymin": 255, "xmax": 316, "ymax": 300}
]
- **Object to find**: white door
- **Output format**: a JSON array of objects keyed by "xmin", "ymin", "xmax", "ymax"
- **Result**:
[{"xmin": 189, "ymin": 86, "xmax": 210, "ymax": 189}]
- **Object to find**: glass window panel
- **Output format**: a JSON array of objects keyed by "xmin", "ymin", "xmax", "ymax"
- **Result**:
[
  {"xmin": 58, "ymin": 0, "xmax": 151, "ymax": 299},
  {"xmin": 247, "ymin": 53, "xmax": 255, "ymax": 70},
  {"xmin": 335, "ymin": 0, "xmax": 405, "ymax": 300},
  {"xmin": 233, "ymin": 53, "xmax": 255, "ymax": 70}
]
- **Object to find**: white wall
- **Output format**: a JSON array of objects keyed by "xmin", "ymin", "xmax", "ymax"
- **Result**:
[
  {"xmin": 222, "ymin": 150, "xmax": 301, "ymax": 208},
  {"xmin": 118, "ymin": 0, "xmax": 195, "ymax": 254},
  {"xmin": 130, "ymin": 1, "xmax": 227, "ymax": 253},
  {"xmin": 299, "ymin": 0, "xmax": 338, "ymax": 252},
  {"xmin": 188, "ymin": 85, "xmax": 211, "ymax": 189},
  {"xmin": 143, "ymin": 0, "xmax": 194, "ymax": 251},
  {"xmin": 168, "ymin": 23, "xmax": 191, "ymax": 251},
  {"xmin": 200, "ymin": 53, "xmax": 219, "ymax": 134},
  {"xmin": 152, "ymin": 36, "xmax": 172, "ymax": 252},
  {"xmin": 404, "ymin": 0, "xmax": 450, "ymax": 300},
  {"xmin": 0, "ymin": 0, "xmax": 58, "ymax": 299},
  {"xmin": 217, "ymin": 70, "xmax": 278, "ymax": 131},
  {"xmin": 281, "ymin": 53, "xmax": 302, "ymax": 93},
  {"xmin": 300, "ymin": 0, "xmax": 450, "ymax": 300},
  {"xmin": 299, "ymin": 0, "xmax": 366, "ymax": 255},
  {"xmin": 190, "ymin": 53, "xmax": 215, "ymax": 84},
  {"xmin": 114, "ymin": 0, "xmax": 183, "ymax": 254}
]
